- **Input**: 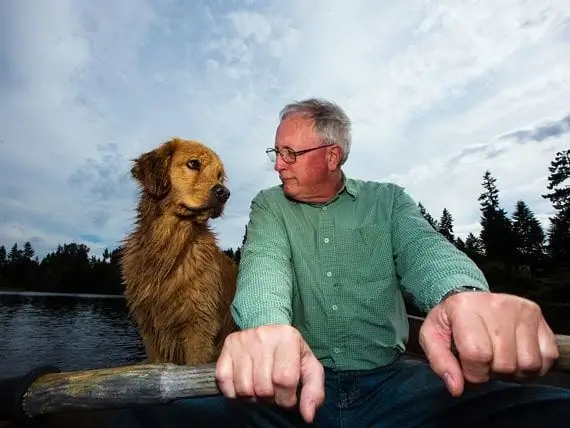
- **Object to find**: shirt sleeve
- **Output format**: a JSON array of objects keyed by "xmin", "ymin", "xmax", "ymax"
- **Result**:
[
  {"xmin": 230, "ymin": 189, "xmax": 294, "ymax": 329},
  {"xmin": 390, "ymin": 185, "xmax": 489, "ymax": 313}
]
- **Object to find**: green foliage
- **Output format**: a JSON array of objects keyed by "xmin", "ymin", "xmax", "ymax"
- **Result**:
[
  {"xmin": 418, "ymin": 202, "xmax": 438, "ymax": 230},
  {"xmin": 438, "ymin": 208, "xmax": 455, "ymax": 243}
]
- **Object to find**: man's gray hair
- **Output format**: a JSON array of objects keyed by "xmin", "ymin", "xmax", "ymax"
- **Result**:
[{"xmin": 279, "ymin": 98, "xmax": 352, "ymax": 165}]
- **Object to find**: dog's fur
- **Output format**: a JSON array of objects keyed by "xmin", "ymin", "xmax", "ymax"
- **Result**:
[{"xmin": 120, "ymin": 137, "xmax": 237, "ymax": 365}]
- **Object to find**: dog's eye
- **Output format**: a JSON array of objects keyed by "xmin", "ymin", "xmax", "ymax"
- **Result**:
[{"xmin": 187, "ymin": 159, "xmax": 201, "ymax": 170}]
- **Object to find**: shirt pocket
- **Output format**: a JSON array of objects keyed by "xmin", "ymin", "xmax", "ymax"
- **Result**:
[{"xmin": 335, "ymin": 222, "xmax": 396, "ymax": 283}]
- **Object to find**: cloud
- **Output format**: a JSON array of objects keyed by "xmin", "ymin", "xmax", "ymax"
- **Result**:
[
  {"xmin": 500, "ymin": 114, "xmax": 570, "ymax": 143},
  {"xmin": 1, "ymin": 0, "xmax": 569, "ymax": 258}
]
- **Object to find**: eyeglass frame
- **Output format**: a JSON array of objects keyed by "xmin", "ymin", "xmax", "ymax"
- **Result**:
[{"xmin": 265, "ymin": 143, "xmax": 335, "ymax": 164}]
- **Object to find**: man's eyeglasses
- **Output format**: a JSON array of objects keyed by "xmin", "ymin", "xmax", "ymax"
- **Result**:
[{"xmin": 265, "ymin": 144, "xmax": 334, "ymax": 164}]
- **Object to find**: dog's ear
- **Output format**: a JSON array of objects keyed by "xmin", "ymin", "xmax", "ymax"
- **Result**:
[{"xmin": 131, "ymin": 142, "xmax": 174, "ymax": 198}]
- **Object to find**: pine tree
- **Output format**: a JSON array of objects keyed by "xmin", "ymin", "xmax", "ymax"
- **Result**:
[
  {"xmin": 478, "ymin": 171, "xmax": 516, "ymax": 265},
  {"xmin": 22, "ymin": 241, "xmax": 35, "ymax": 260},
  {"xmin": 8, "ymin": 243, "xmax": 22, "ymax": 263},
  {"xmin": 542, "ymin": 150, "xmax": 570, "ymax": 267},
  {"xmin": 0, "ymin": 245, "xmax": 6, "ymax": 267},
  {"xmin": 438, "ymin": 208, "xmax": 455, "ymax": 243},
  {"xmin": 465, "ymin": 233, "xmax": 484, "ymax": 254},
  {"xmin": 418, "ymin": 202, "xmax": 438, "ymax": 230},
  {"xmin": 511, "ymin": 200, "xmax": 545, "ymax": 267},
  {"xmin": 542, "ymin": 149, "xmax": 570, "ymax": 212}
]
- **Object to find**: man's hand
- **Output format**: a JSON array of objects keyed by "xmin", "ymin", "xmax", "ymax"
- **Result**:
[
  {"xmin": 419, "ymin": 291, "xmax": 560, "ymax": 397},
  {"xmin": 214, "ymin": 324, "xmax": 325, "ymax": 423}
]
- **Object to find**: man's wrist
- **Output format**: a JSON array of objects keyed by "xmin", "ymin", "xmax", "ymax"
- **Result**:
[{"xmin": 439, "ymin": 286, "xmax": 488, "ymax": 304}]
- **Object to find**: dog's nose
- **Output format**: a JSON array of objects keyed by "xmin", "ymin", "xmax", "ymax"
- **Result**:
[{"xmin": 212, "ymin": 184, "xmax": 230, "ymax": 202}]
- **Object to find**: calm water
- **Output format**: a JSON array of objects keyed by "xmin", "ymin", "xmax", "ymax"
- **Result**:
[
  {"xmin": 0, "ymin": 292, "xmax": 146, "ymax": 379},
  {"xmin": 1, "ymin": 292, "xmax": 568, "ymax": 382}
]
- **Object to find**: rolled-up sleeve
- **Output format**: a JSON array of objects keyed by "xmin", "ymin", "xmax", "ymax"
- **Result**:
[
  {"xmin": 231, "ymin": 190, "xmax": 293, "ymax": 329},
  {"xmin": 390, "ymin": 185, "xmax": 489, "ymax": 313}
]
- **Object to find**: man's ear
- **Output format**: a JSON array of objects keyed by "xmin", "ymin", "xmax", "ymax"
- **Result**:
[
  {"xmin": 131, "ymin": 141, "xmax": 174, "ymax": 198},
  {"xmin": 327, "ymin": 144, "xmax": 344, "ymax": 170}
]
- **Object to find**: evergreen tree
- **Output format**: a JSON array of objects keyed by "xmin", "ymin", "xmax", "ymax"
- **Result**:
[
  {"xmin": 478, "ymin": 171, "xmax": 516, "ymax": 265},
  {"xmin": 542, "ymin": 149, "xmax": 570, "ymax": 212},
  {"xmin": 22, "ymin": 241, "xmax": 35, "ymax": 259},
  {"xmin": 418, "ymin": 202, "xmax": 438, "ymax": 229},
  {"xmin": 511, "ymin": 200, "xmax": 545, "ymax": 267},
  {"xmin": 542, "ymin": 150, "xmax": 570, "ymax": 267},
  {"xmin": 438, "ymin": 208, "xmax": 455, "ymax": 243},
  {"xmin": 546, "ymin": 215, "xmax": 570, "ymax": 267},
  {"xmin": 465, "ymin": 233, "xmax": 484, "ymax": 254},
  {"xmin": 462, "ymin": 232, "xmax": 484, "ymax": 264},
  {"xmin": 8, "ymin": 243, "xmax": 23, "ymax": 264},
  {"xmin": 0, "ymin": 245, "xmax": 6, "ymax": 267}
]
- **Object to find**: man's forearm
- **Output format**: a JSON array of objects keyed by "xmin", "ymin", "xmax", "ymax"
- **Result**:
[
  {"xmin": 391, "ymin": 187, "xmax": 489, "ymax": 313},
  {"xmin": 231, "ymin": 191, "xmax": 294, "ymax": 329}
]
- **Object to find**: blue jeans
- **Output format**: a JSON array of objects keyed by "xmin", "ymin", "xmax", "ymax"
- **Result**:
[{"xmin": 110, "ymin": 357, "xmax": 570, "ymax": 427}]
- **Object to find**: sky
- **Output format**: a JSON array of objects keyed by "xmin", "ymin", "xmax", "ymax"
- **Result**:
[{"xmin": 1, "ymin": 0, "xmax": 569, "ymax": 259}]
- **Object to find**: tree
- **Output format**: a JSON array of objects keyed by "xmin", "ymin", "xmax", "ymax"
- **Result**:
[
  {"xmin": 478, "ymin": 171, "xmax": 517, "ymax": 266},
  {"xmin": 542, "ymin": 149, "xmax": 570, "ymax": 212},
  {"xmin": 511, "ymin": 200, "xmax": 545, "ymax": 268},
  {"xmin": 546, "ymin": 215, "xmax": 570, "ymax": 267},
  {"xmin": 0, "ymin": 245, "xmax": 6, "ymax": 268},
  {"xmin": 438, "ymin": 208, "xmax": 455, "ymax": 243},
  {"xmin": 8, "ymin": 243, "xmax": 22, "ymax": 264},
  {"xmin": 22, "ymin": 241, "xmax": 35, "ymax": 260},
  {"xmin": 418, "ymin": 202, "xmax": 438, "ymax": 230},
  {"xmin": 542, "ymin": 150, "xmax": 570, "ymax": 267}
]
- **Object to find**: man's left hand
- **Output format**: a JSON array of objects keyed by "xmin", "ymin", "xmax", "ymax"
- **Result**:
[{"xmin": 419, "ymin": 291, "xmax": 560, "ymax": 397}]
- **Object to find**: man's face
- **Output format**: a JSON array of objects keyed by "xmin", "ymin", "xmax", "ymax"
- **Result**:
[{"xmin": 273, "ymin": 114, "xmax": 331, "ymax": 201}]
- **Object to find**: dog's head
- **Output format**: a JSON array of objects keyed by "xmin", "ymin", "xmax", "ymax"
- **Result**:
[{"xmin": 131, "ymin": 137, "xmax": 230, "ymax": 220}]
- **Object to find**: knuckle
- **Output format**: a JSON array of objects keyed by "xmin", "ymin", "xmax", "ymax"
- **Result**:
[
  {"xmin": 253, "ymin": 381, "xmax": 273, "ymax": 398},
  {"xmin": 273, "ymin": 368, "xmax": 298, "ymax": 388},
  {"xmin": 214, "ymin": 366, "xmax": 228, "ymax": 383},
  {"xmin": 461, "ymin": 366, "xmax": 490, "ymax": 384},
  {"xmin": 234, "ymin": 380, "xmax": 254, "ymax": 397},
  {"xmin": 518, "ymin": 357, "xmax": 542, "ymax": 373},
  {"xmin": 493, "ymin": 359, "xmax": 518, "ymax": 374},
  {"xmin": 461, "ymin": 345, "xmax": 493, "ymax": 364}
]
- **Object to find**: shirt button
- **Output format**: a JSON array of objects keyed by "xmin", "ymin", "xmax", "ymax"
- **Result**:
[
  {"xmin": 332, "ymin": 304, "xmax": 337, "ymax": 310},
  {"xmin": 326, "ymin": 271, "xmax": 332, "ymax": 277},
  {"xmin": 324, "ymin": 238, "xmax": 330, "ymax": 243},
  {"xmin": 322, "ymin": 206, "xmax": 328, "ymax": 211},
  {"xmin": 333, "ymin": 347, "xmax": 341, "ymax": 354}
]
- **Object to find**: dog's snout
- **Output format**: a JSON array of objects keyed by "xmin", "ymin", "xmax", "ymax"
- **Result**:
[{"xmin": 212, "ymin": 184, "xmax": 230, "ymax": 202}]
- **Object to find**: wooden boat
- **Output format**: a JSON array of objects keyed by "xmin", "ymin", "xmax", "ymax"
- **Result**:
[{"xmin": 1, "ymin": 315, "xmax": 569, "ymax": 428}]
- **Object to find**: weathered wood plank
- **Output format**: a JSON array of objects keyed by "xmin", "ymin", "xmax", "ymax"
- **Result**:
[{"xmin": 23, "ymin": 362, "xmax": 219, "ymax": 416}]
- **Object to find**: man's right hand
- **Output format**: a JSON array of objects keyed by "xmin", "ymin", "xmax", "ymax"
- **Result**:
[{"xmin": 214, "ymin": 324, "xmax": 325, "ymax": 423}]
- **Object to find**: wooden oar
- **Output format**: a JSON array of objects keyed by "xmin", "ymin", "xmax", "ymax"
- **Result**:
[{"xmin": 1, "ymin": 315, "xmax": 569, "ymax": 423}]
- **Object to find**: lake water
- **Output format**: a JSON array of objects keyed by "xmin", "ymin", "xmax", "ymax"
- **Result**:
[
  {"xmin": 1, "ymin": 291, "xmax": 569, "ymax": 382},
  {"xmin": 0, "ymin": 292, "xmax": 146, "ymax": 379}
]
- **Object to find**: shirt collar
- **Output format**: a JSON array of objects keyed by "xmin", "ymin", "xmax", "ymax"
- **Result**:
[{"xmin": 341, "ymin": 174, "xmax": 358, "ymax": 199}]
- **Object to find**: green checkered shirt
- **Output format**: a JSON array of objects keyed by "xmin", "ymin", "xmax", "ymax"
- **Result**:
[{"xmin": 231, "ymin": 178, "xmax": 489, "ymax": 371}]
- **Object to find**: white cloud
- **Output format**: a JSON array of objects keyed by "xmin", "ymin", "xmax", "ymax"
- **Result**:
[{"xmin": 1, "ymin": 0, "xmax": 569, "ymax": 258}]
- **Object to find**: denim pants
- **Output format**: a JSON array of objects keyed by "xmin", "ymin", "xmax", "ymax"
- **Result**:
[{"xmin": 110, "ymin": 357, "xmax": 570, "ymax": 427}]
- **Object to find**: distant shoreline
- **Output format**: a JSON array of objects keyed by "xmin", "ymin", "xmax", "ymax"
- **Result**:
[{"xmin": 0, "ymin": 290, "xmax": 124, "ymax": 299}]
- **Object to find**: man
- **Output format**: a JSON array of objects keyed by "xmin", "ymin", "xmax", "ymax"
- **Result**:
[
  {"xmin": 215, "ymin": 98, "xmax": 570, "ymax": 426},
  {"xmin": 112, "ymin": 98, "xmax": 570, "ymax": 427}
]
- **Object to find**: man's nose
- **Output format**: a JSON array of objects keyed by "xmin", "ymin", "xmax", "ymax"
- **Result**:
[{"xmin": 274, "ymin": 155, "xmax": 287, "ymax": 172}]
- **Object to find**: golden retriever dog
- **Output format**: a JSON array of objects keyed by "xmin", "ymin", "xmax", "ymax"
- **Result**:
[{"xmin": 120, "ymin": 137, "xmax": 237, "ymax": 365}]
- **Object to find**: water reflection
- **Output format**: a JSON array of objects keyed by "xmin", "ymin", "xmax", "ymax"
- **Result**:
[{"xmin": 0, "ymin": 293, "xmax": 145, "ymax": 378}]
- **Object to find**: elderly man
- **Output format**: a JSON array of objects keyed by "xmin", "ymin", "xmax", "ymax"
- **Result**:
[{"xmin": 113, "ymin": 98, "xmax": 570, "ymax": 427}]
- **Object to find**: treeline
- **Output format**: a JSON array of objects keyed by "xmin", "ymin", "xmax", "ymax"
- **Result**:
[{"xmin": 0, "ymin": 150, "xmax": 568, "ymax": 304}]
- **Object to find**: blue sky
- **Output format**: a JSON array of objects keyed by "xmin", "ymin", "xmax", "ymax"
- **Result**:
[{"xmin": 1, "ymin": 0, "xmax": 569, "ymax": 258}]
